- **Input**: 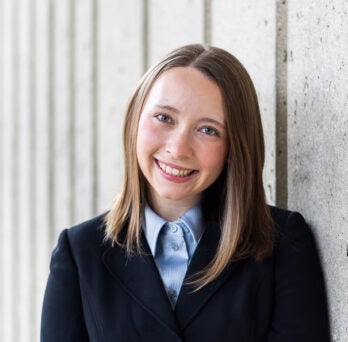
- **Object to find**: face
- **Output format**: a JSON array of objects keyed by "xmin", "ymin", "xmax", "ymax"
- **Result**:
[{"xmin": 136, "ymin": 67, "xmax": 228, "ymax": 214}]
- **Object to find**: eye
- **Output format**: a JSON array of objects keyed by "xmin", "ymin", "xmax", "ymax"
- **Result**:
[
  {"xmin": 155, "ymin": 113, "xmax": 173, "ymax": 123},
  {"xmin": 200, "ymin": 127, "xmax": 220, "ymax": 137}
]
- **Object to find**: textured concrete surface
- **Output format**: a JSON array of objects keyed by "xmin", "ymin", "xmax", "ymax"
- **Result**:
[
  {"xmin": 287, "ymin": 1, "xmax": 348, "ymax": 340},
  {"xmin": 97, "ymin": 0, "xmax": 144, "ymax": 215},
  {"xmin": 212, "ymin": 0, "xmax": 277, "ymax": 204},
  {"xmin": 148, "ymin": 0, "xmax": 204, "ymax": 65}
]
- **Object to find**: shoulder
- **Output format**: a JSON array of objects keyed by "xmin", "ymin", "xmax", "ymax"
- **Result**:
[
  {"xmin": 54, "ymin": 213, "xmax": 110, "ymax": 263},
  {"xmin": 268, "ymin": 206, "xmax": 318, "ymax": 261},
  {"xmin": 66, "ymin": 212, "xmax": 107, "ymax": 244},
  {"xmin": 265, "ymin": 208, "xmax": 330, "ymax": 339},
  {"xmin": 269, "ymin": 206, "xmax": 312, "ymax": 240},
  {"xmin": 269, "ymin": 205, "xmax": 306, "ymax": 228}
]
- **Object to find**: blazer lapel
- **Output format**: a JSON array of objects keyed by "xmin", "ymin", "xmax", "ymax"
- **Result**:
[
  {"xmin": 175, "ymin": 221, "xmax": 239, "ymax": 329},
  {"xmin": 102, "ymin": 233, "xmax": 181, "ymax": 337}
]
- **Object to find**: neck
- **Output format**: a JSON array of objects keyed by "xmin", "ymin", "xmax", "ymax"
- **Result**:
[{"xmin": 148, "ymin": 194, "xmax": 201, "ymax": 222}]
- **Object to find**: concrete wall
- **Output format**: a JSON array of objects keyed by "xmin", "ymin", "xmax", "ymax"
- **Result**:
[
  {"xmin": 0, "ymin": 0, "xmax": 346, "ymax": 341},
  {"xmin": 287, "ymin": 1, "xmax": 348, "ymax": 340}
]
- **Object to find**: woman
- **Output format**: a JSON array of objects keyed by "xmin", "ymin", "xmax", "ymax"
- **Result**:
[{"xmin": 41, "ymin": 44, "xmax": 330, "ymax": 341}]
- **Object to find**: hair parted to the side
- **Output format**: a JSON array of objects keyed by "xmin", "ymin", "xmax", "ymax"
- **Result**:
[{"xmin": 104, "ymin": 44, "xmax": 274, "ymax": 290}]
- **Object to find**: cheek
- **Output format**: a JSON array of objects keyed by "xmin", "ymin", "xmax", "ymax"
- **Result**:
[
  {"xmin": 203, "ymin": 143, "xmax": 228, "ymax": 171},
  {"xmin": 136, "ymin": 119, "xmax": 163, "ymax": 156}
]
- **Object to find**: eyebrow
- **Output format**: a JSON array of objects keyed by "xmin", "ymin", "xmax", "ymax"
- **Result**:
[
  {"xmin": 200, "ymin": 118, "xmax": 226, "ymax": 129},
  {"xmin": 155, "ymin": 104, "xmax": 180, "ymax": 113},
  {"xmin": 155, "ymin": 104, "xmax": 225, "ymax": 128}
]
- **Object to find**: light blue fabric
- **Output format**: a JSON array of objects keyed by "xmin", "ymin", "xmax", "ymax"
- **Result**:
[{"xmin": 143, "ymin": 204, "xmax": 204, "ymax": 308}]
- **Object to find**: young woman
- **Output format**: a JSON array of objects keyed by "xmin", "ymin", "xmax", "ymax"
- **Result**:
[{"xmin": 41, "ymin": 44, "xmax": 330, "ymax": 341}]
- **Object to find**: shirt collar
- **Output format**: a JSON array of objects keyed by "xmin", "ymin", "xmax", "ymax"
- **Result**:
[{"xmin": 142, "ymin": 203, "xmax": 204, "ymax": 255}]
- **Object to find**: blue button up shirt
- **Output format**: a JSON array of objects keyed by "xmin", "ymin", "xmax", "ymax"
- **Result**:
[{"xmin": 143, "ymin": 203, "xmax": 204, "ymax": 307}]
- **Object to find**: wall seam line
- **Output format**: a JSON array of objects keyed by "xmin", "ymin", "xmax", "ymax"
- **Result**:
[
  {"xmin": 92, "ymin": 0, "xmax": 99, "ymax": 215},
  {"xmin": 0, "ymin": 0, "xmax": 4, "ymax": 340},
  {"xmin": 48, "ymin": 0, "xmax": 55, "ymax": 245},
  {"xmin": 203, "ymin": 0, "xmax": 212, "ymax": 45},
  {"xmin": 11, "ymin": 0, "xmax": 20, "ymax": 340},
  {"xmin": 69, "ymin": 0, "xmax": 76, "ymax": 223},
  {"xmin": 29, "ymin": 0, "xmax": 37, "ymax": 339},
  {"xmin": 142, "ymin": 0, "xmax": 149, "ymax": 72},
  {"xmin": 275, "ymin": 0, "xmax": 288, "ymax": 209}
]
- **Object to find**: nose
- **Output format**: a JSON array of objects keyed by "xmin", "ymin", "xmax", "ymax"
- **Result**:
[{"xmin": 165, "ymin": 129, "xmax": 193, "ymax": 159}]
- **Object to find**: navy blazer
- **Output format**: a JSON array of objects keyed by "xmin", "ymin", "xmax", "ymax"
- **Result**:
[{"xmin": 41, "ymin": 207, "xmax": 330, "ymax": 341}]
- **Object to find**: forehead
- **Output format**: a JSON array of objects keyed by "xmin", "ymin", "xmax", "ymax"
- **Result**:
[{"xmin": 143, "ymin": 67, "xmax": 225, "ymax": 118}]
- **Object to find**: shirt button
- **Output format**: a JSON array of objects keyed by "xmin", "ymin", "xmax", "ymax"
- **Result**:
[
  {"xmin": 171, "ymin": 242, "xmax": 179, "ymax": 251},
  {"xmin": 169, "ymin": 224, "xmax": 178, "ymax": 233}
]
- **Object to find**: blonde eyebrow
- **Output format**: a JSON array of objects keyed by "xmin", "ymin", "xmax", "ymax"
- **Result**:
[{"xmin": 155, "ymin": 104, "xmax": 180, "ymax": 113}]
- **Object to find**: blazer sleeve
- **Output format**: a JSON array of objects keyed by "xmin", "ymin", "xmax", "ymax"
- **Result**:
[
  {"xmin": 267, "ymin": 211, "xmax": 331, "ymax": 342},
  {"xmin": 41, "ymin": 229, "xmax": 89, "ymax": 342}
]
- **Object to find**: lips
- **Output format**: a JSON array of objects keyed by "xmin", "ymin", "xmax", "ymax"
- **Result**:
[{"xmin": 157, "ymin": 160, "xmax": 196, "ymax": 177}]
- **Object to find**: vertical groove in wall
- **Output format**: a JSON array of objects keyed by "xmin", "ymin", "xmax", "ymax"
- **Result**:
[
  {"xmin": 275, "ymin": 0, "xmax": 288, "ymax": 208},
  {"xmin": 48, "ymin": 0, "xmax": 55, "ymax": 243},
  {"xmin": 92, "ymin": 0, "xmax": 98, "ymax": 215},
  {"xmin": 0, "ymin": 0, "xmax": 3, "ymax": 220},
  {"xmin": 11, "ymin": 0, "xmax": 20, "ymax": 340},
  {"xmin": 29, "ymin": 0, "xmax": 37, "ymax": 338},
  {"xmin": 142, "ymin": 0, "xmax": 149, "ymax": 72},
  {"xmin": 69, "ymin": 0, "xmax": 76, "ymax": 223},
  {"xmin": 0, "ymin": 0, "xmax": 4, "ymax": 340},
  {"xmin": 203, "ymin": 0, "xmax": 212, "ymax": 45}
]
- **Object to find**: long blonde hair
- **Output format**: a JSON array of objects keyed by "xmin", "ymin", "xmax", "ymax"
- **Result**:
[{"xmin": 105, "ymin": 44, "xmax": 273, "ymax": 290}]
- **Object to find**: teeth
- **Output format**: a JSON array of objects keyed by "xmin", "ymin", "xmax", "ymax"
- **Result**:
[{"xmin": 158, "ymin": 161, "xmax": 193, "ymax": 177}]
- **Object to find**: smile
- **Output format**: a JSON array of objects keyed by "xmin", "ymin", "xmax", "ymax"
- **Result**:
[{"xmin": 157, "ymin": 160, "xmax": 195, "ymax": 177}]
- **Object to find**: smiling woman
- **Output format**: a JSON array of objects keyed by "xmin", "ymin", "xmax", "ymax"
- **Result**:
[
  {"xmin": 41, "ymin": 44, "xmax": 330, "ymax": 342},
  {"xmin": 136, "ymin": 67, "xmax": 228, "ymax": 220}
]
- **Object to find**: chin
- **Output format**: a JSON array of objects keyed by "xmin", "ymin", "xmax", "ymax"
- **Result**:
[
  {"xmin": 159, "ymin": 190, "xmax": 199, "ymax": 204},
  {"xmin": 154, "ymin": 190, "xmax": 185, "ymax": 201},
  {"xmin": 161, "ymin": 193, "xmax": 185, "ymax": 201}
]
